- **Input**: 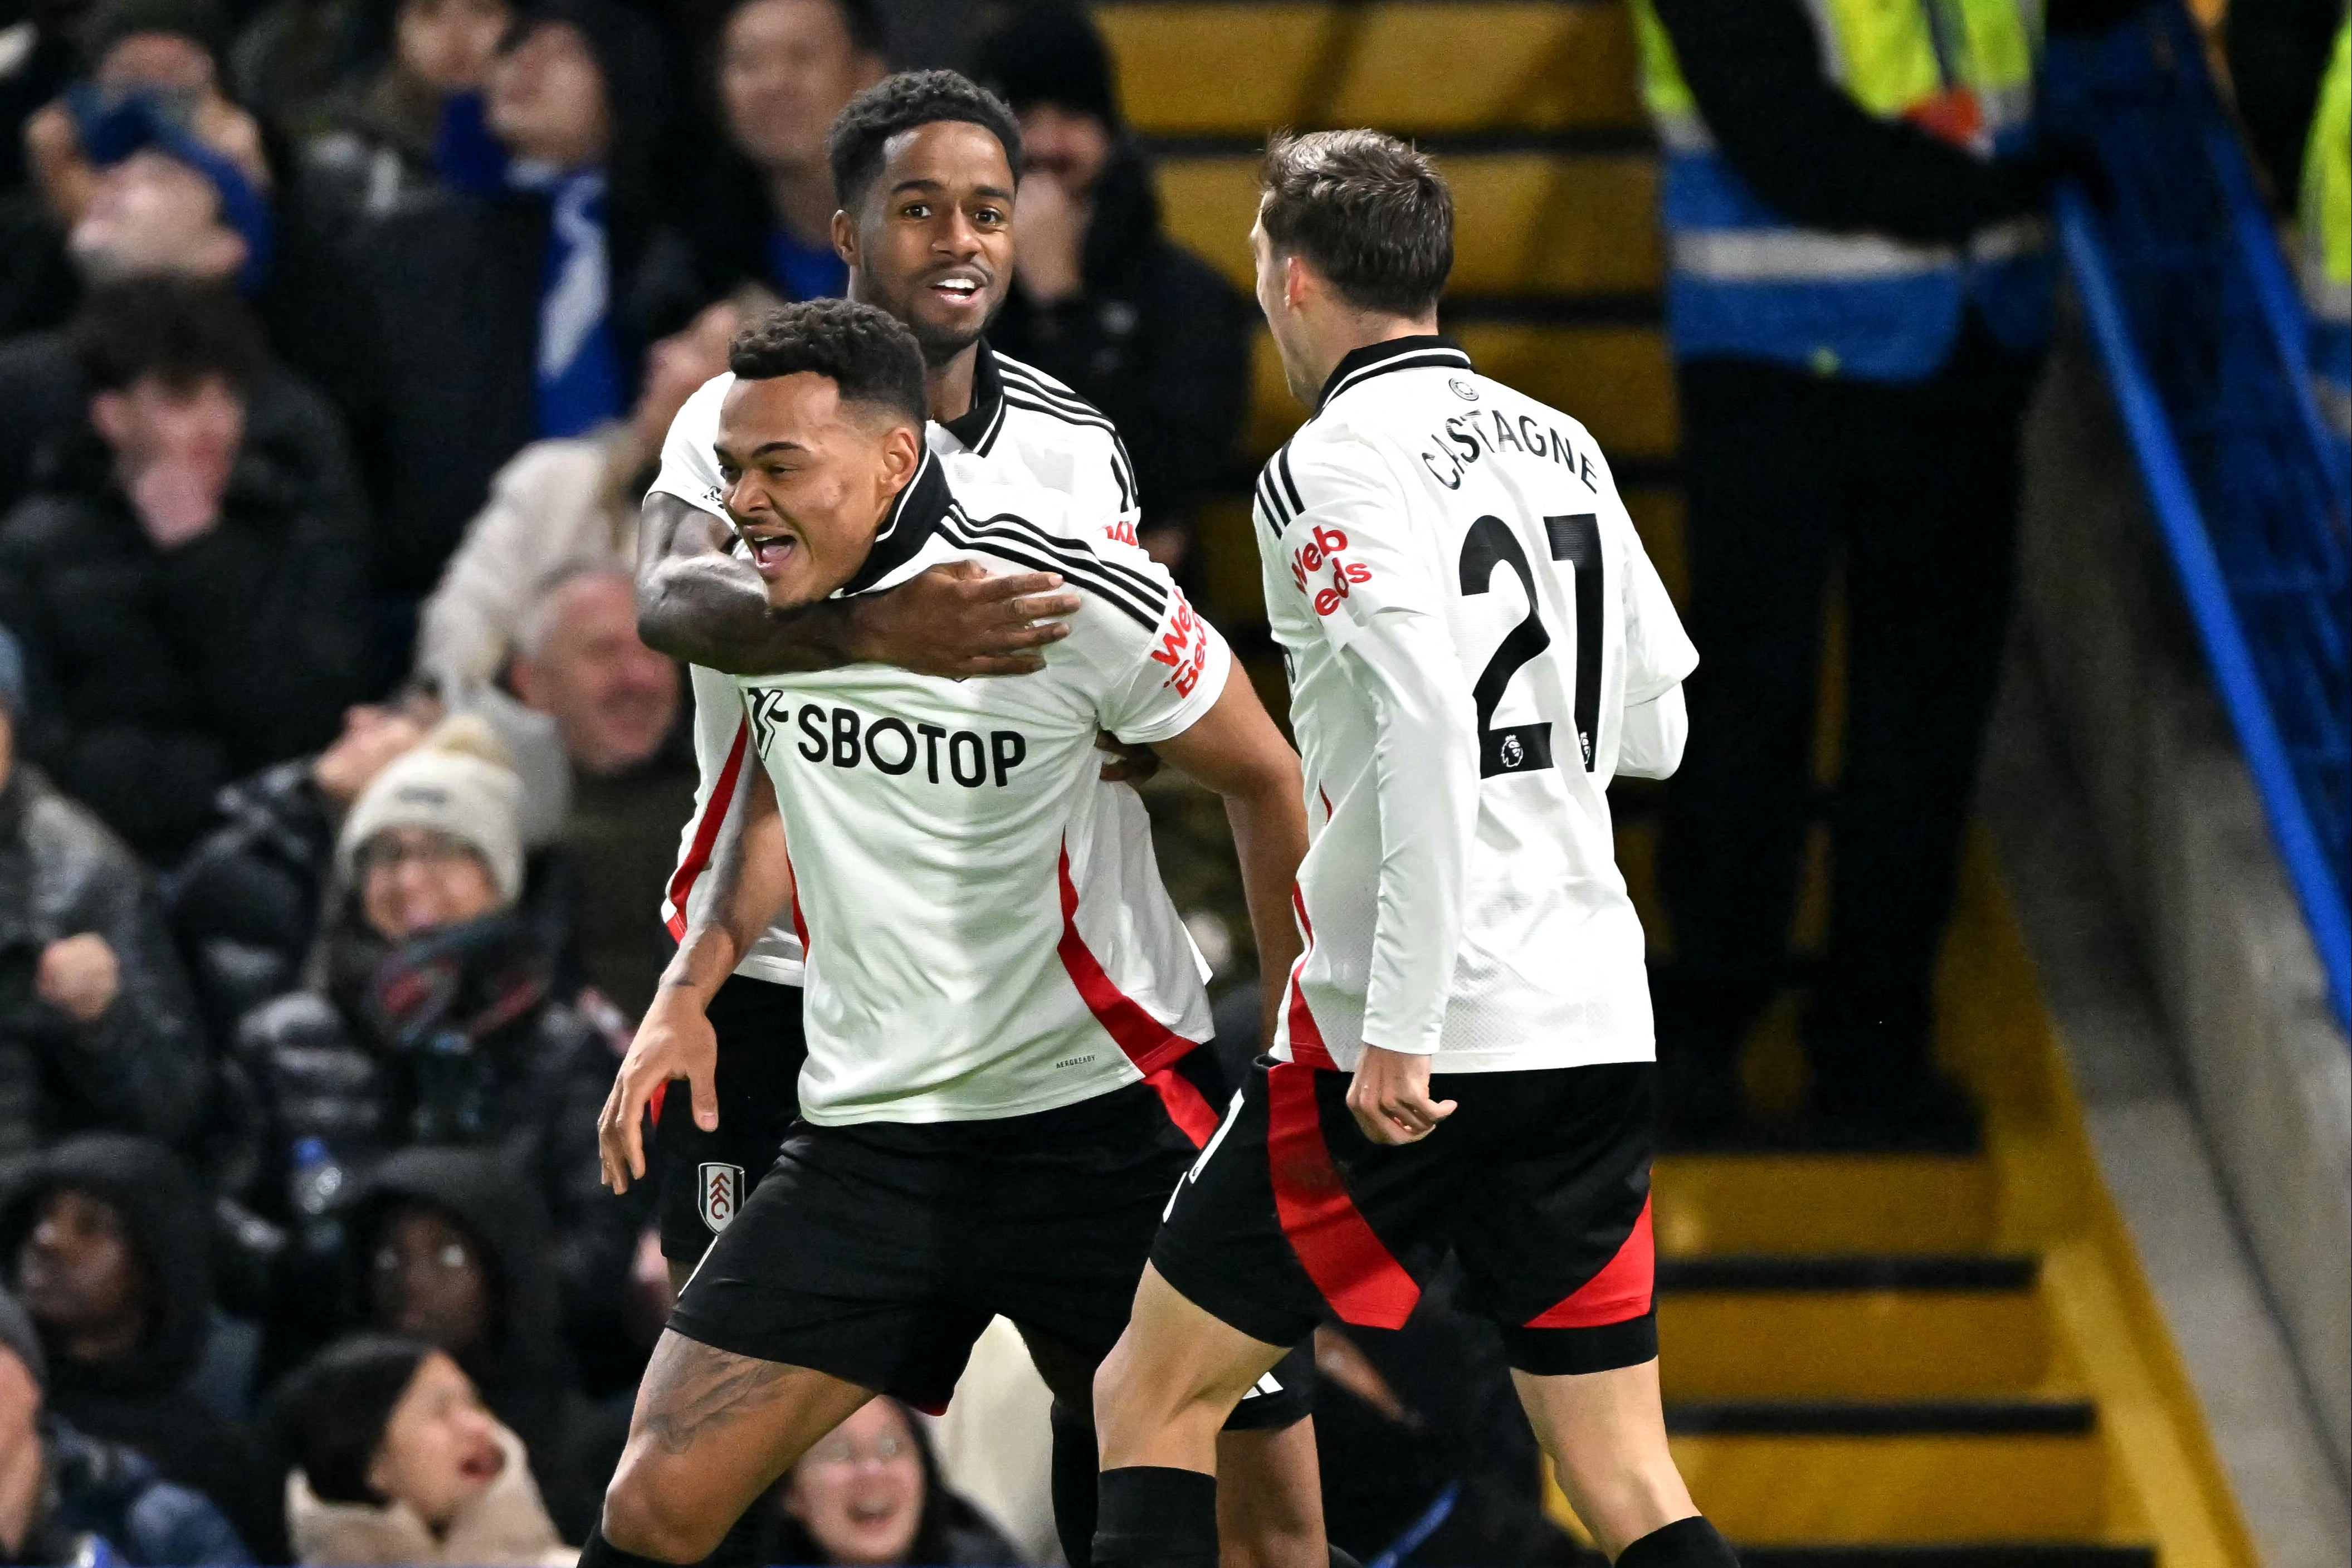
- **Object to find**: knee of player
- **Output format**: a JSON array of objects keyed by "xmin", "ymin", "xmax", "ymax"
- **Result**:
[{"xmin": 601, "ymin": 1449, "xmax": 727, "ymax": 1563}]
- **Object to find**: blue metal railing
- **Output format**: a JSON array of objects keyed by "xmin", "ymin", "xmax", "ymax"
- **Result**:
[{"xmin": 2045, "ymin": 1, "xmax": 2352, "ymax": 1031}]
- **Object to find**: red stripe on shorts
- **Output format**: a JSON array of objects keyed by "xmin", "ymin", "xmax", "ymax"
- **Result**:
[
  {"xmin": 1266, "ymin": 1061, "xmax": 1419, "ymax": 1328},
  {"xmin": 1524, "ymin": 1195, "xmax": 1655, "ymax": 1328}
]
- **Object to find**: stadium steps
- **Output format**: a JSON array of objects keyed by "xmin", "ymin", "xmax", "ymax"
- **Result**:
[{"xmin": 1095, "ymin": 4, "xmax": 2255, "ymax": 1560}]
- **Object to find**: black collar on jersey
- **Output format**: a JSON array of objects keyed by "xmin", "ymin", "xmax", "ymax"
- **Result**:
[
  {"xmin": 1315, "ymin": 334, "xmax": 1474, "ymax": 414},
  {"xmin": 837, "ymin": 448, "xmax": 953, "ymax": 597},
  {"xmin": 936, "ymin": 339, "xmax": 1008, "ymax": 456}
]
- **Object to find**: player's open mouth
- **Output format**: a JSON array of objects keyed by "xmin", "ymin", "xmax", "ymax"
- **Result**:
[{"xmin": 743, "ymin": 533, "xmax": 798, "ymax": 577}]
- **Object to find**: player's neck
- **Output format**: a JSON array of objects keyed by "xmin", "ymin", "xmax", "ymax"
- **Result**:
[
  {"xmin": 924, "ymin": 345, "xmax": 981, "ymax": 425},
  {"xmin": 1301, "ymin": 312, "xmax": 1442, "ymax": 399}
]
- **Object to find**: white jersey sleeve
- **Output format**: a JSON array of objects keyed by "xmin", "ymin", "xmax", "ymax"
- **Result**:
[
  {"xmin": 647, "ymin": 372, "xmax": 733, "ymax": 517},
  {"xmin": 1285, "ymin": 436, "xmax": 1480, "ymax": 1057}
]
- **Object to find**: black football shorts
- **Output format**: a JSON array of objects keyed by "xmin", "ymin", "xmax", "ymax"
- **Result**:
[
  {"xmin": 652, "ymin": 974, "xmax": 808, "ymax": 1265},
  {"xmin": 1152, "ymin": 1058, "xmax": 1660, "ymax": 1376},
  {"xmin": 668, "ymin": 1048, "xmax": 1313, "ymax": 1427}
]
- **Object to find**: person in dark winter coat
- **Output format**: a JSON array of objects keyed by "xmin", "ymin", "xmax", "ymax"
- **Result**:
[
  {"xmin": 0, "ymin": 280, "xmax": 368, "ymax": 863},
  {"xmin": 164, "ymin": 701, "xmax": 430, "ymax": 1044},
  {"xmin": 0, "ymin": 1137, "xmax": 275, "ymax": 1557},
  {"xmin": 0, "ymin": 652, "xmax": 213, "ymax": 1164},
  {"xmin": 0, "ymin": 1286, "xmax": 251, "ymax": 1567},
  {"xmin": 228, "ymin": 721, "xmax": 637, "ymax": 1401},
  {"xmin": 339, "ymin": 1151, "xmax": 627, "ymax": 1545},
  {"xmin": 0, "ymin": 275, "xmax": 364, "ymax": 527},
  {"xmin": 752, "ymin": 1396, "xmax": 1027, "ymax": 1568},
  {"xmin": 348, "ymin": 0, "xmax": 700, "ymax": 612},
  {"xmin": 972, "ymin": 3, "xmax": 1251, "ymax": 573}
]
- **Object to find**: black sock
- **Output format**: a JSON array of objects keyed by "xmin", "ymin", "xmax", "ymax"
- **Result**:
[
  {"xmin": 1617, "ymin": 1516, "xmax": 1739, "ymax": 1567},
  {"xmin": 578, "ymin": 1526, "xmax": 693, "ymax": 1568},
  {"xmin": 1094, "ymin": 1465, "xmax": 1218, "ymax": 1568},
  {"xmin": 1051, "ymin": 1403, "xmax": 1101, "ymax": 1568}
]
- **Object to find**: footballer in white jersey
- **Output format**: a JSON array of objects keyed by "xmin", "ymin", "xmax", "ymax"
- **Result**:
[
  {"xmin": 1092, "ymin": 131, "xmax": 1736, "ymax": 1568},
  {"xmin": 594, "ymin": 299, "xmax": 1313, "ymax": 1568}
]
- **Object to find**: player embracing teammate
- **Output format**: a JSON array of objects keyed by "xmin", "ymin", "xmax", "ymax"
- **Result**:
[{"xmin": 1086, "ymin": 133, "xmax": 1738, "ymax": 1568}]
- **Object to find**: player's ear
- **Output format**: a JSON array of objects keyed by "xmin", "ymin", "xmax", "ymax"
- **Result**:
[
  {"xmin": 1283, "ymin": 252, "xmax": 1312, "ymax": 314},
  {"xmin": 831, "ymin": 207, "xmax": 857, "ymax": 267},
  {"xmin": 877, "ymin": 419, "xmax": 922, "ymax": 494}
]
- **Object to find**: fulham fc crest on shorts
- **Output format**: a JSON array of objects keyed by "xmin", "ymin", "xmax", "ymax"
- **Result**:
[{"xmin": 699, "ymin": 1162, "xmax": 744, "ymax": 1233}]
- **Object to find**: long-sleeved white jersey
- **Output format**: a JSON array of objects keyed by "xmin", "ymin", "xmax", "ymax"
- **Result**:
[
  {"xmin": 652, "ymin": 343, "xmax": 1145, "ymax": 989},
  {"xmin": 1258, "ymin": 336, "xmax": 1697, "ymax": 1073}
]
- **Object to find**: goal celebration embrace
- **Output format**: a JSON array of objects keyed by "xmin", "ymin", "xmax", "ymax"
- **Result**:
[{"xmin": 587, "ymin": 70, "xmax": 1729, "ymax": 1568}]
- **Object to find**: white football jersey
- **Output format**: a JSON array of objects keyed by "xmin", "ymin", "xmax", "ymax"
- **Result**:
[
  {"xmin": 1257, "ymin": 336, "xmax": 1697, "ymax": 1073},
  {"xmin": 735, "ymin": 453, "xmax": 1227, "ymax": 1124},
  {"xmin": 652, "ymin": 344, "xmax": 1145, "ymax": 989}
]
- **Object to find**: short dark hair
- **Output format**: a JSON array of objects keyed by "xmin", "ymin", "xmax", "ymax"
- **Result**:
[
  {"xmin": 720, "ymin": 0, "xmax": 885, "ymax": 56},
  {"xmin": 69, "ymin": 276, "xmax": 264, "ymax": 395},
  {"xmin": 827, "ymin": 69, "xmax": 1022, "ymax": 213},
  {"xmin": 1258, "ymin": 129, "xmax": 1453, "ymax": 318},
  {"xmin": 729, "ymin": 297, "xmax": 926, "ymax": 424},
  {"xmin": 270, "ymin": 1335, "xmax": 435, "ymax": 1506}
]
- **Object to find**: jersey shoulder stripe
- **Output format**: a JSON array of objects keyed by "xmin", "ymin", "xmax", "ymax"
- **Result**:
[
  {"xmin": 993, "ymin": 356, "xmax": 1100, "ymax": 413},
  {"xmin": 939, "ymin": 506, "xmax": 1164, "ymax": 631},
  {"xmin": 960, "ymin": 506, "xmax": 1172, "ymax": 612}
]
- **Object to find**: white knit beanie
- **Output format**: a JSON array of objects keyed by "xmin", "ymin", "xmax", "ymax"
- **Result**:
[{"xmin": 336, "ymin": 715, "xmax": 527, "ymax": 903}]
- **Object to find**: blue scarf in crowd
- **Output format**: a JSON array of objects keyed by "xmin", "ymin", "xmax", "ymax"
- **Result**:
[
  {"xmin": 436, "ymin": 95, "xmax": 625, "ymax": 438},
  {"xmin": 518, "ymin": 163, "xmax": 624, "ymax": 437}
]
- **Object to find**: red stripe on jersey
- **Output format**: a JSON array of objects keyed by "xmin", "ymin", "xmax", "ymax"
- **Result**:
[
  {"xmin": 1283, "ymin": 884, "xmax": 1339, "ymax": 1071},
  {"xmin": 1265, "ymin": 1061, "xmax": 1418, "ymax": 1328},
  {"xmin": 665, "ymin": 721, "xmax": 753, "ymax": 940},
  {"xmin": 1524, "ymin": 1196, "xmax": 1655, "ymax": 1328},
  {"xmin": 1145, "ymin": 1066, "xmax": 1220, "ymax": 1149},
  {"xmin": 1056, "ymin": 843, "xmax": 1197, "ymax": 1077}
]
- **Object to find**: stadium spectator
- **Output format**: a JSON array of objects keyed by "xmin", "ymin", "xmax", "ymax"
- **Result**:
[
  {"xmin": 1640, "ymin": 0, "xmax": 2144, "ymax": 1144},
  {"xmin": 750, "ymin": 1396, "xmax": 1027, "ymax": 1567},
  {"xmin": 0, "ymin": 1135, "xmax": 275, "ymax": 1553},
  {"xmin": 273, "ymin": 1334, "xmax": 575, "ymax": 1566},
  {"xmin": 0, "ymin": 633, "xmax": 214, "ymax": 1163},
  {"xmin": 1, "ymin": 0, "xmax": 273, "ymax": 338},
  {"xmin": 226, "ymin": 722, "xmax": 634, "ymax": 1391},
  {"xmin": 339, "ymin": 1152, "xmax": 630, "ymax": 1543},
  {"xmin": 506, "ymin": 568, "xmax": 690, "ymax": 1018},
  {"xmin": 0, "ymin": 1286, "xmax": 251, "ymax": 1566},
  {"xmin": 973, "ymin": 3, "xmax": 1251, "ymax": 570},
  {"xmin": 22, "ymin": 0, "xmax": 269, "ymax": 227},
  {"xmin": 0, "ymin": 282, "xmax": 368, "ymax": 864},
  {"xmin": 164, "ymin": 698, "xmax": 431, "ymax": 1042},
  {"xmin": 279, "ymin": 0, "xmax": 517, "ymax": 222},
  {"xmin": 349, "ymin": 0, "xmax": 699, "ymax": 614},
  {"xmin": 683, "ymin": 0, "xmax": 882, "ymax": 303},
  {"xmin": 0, "ymin": 276, "xmax": 363, "ymax": 551},
  {"xmin": 414, "ymin": 294, "xmax": 749, "ymax": 688}
]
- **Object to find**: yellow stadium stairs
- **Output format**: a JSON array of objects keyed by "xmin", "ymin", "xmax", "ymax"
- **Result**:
[{"xmin": 1093, "ymin": 1, "xmax": 2261, "ymax": 1561}]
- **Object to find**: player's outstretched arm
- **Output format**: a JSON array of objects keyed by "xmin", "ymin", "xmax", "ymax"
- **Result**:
[
  {"xmin": 635, "ymin": 492, "xmax": 1083, "ymax": 677},
  {"xmin": 1149, "ymin": 667, "xmax": 1310, "ymax": 1048},
  {"xmin": 598, "ymin": 764, "xmax": 793, "ymax": 1194}
]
